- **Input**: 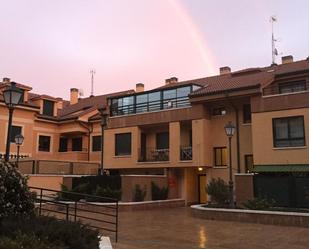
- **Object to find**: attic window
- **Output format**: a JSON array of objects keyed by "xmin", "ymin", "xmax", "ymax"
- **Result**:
[{"xmin": 43, "ymin": 100, "xmax": 54, "ymax": 116}]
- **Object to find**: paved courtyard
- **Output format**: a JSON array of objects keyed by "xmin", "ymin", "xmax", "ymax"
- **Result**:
[{"xmin": 112, "ymin": 207, "xmax": 309, "ymax": 249}]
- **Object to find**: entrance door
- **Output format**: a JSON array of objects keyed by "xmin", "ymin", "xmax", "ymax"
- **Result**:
[{"xmin": 198, "ymin": 175, "xmax": 207, "ymax": 203}]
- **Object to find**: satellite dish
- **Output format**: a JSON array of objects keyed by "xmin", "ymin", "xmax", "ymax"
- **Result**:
[{"xmin": 79, "ymin": 89, "xmax": 84, "ymax": 97}]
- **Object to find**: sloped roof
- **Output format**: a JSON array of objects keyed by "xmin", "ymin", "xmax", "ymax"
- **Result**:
[{"xmin": 190, "ymin": 58, "xmax": 309, "ymax": 97}]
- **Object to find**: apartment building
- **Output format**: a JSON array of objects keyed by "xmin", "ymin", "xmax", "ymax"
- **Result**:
[{"xmin": 1, "ymin": 55, "xmax": 309, "ymax": 204}]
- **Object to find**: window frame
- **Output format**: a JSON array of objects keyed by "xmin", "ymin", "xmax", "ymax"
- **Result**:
[
  {"xmin": 10, "ymin": 125, "xmax": 22, "ymax": 143},
  {"xmin": 272, "ymin": 116, "xmax": 306, "ymax": 148},
  {"xmin": 243, "ymin": 104, "xmax": 252, "ymax": 124},
  {"xmin": 92, "ymin": 135, "xmax": 102, "ymax": 152},
  {"xmin": 213, "ymin": 147, "xmax": 227, "ymax": 167},
  {"xmin": 278, "ymin": 80, "xmax": 306, "ymax": 94},
  {"xmin": 42, "ymin": 99, "xmax": 55, "ymax": 116},
  {"xmin": 72, "ymin": 137, "xmax": 83, "ymax": 151},
  {"xmin": 38, "ymin": 135, "xmax": 51, "ymax": 152},
  {"xmin": 115, "ymin": 133, "xmax": 132, "ymax": 156}
]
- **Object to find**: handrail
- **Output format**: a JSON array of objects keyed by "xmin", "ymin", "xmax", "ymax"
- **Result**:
[{"xmin": 30, "ymin": 186, "xmax": 119, "ymax": 242}]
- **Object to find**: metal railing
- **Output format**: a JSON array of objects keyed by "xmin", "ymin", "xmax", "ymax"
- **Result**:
[
  {"xmin": 0, "ymin": 154, "xmax": 29, "ymax": 160},
  {"xmin": 110, "ymin": 96, "xmax": 190, "ymax": 116},
  {"xmin": 30, "ymin": 186, "xmax": 119, "ymax": 242},
  {"xmin": 138, "ymin": 148, "xmax": 169, "ymax": 162},
  {"xmin": 58, "ymin": 147, "xmax": 88, "ymax": 152},
  {"xmin": 180, "ymin": 146, "xmax": 192, "ymax": 161}
]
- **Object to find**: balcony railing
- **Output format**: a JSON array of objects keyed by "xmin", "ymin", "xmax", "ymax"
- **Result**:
[
  {"xmin": 180, "ymin": 146, "xmax": 192, "ymax": 161},
  {"xmin": 110, "ymin": 96, "xmax": 190, "ymax": 117},
  {"xmin": 138, "ymin": 148, "xmax": 169, "ymax": 162},
  {"xmin": 58, "ymin": 147, "xmax": 88, "ymax": 152}
]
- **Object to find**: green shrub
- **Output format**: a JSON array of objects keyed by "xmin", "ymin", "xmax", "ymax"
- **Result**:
[
  {"xmin": 133, "ymin": 184, "xmax": 146, "ymax": 202},
  {"xmin": 151, "ymin": 182, "xmax": 168, "ymax": 200},
  {"xmin": 0, "ymin": 232, "xmax": 62, "ymax": 249},
  {"xmin": 95, "ymin": 186, "xmax": 122, "ymax": 200},
  {"xmin": 0, "ymin": 161, "xmax": 35, "ymax": 218},
  {"xmin": 243, "ymin": 197, "xmax": 276, "ymax": 210},
  {"xmin": 205, "ymin": 178, "xmax": 229, "ymax": 206},
  {"xmin": 0, "ymin": 216, "xmax": 99, "ymax": 249}
]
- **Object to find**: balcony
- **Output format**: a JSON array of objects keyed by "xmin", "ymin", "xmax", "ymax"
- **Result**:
[
  {"xmin": 138, "ymin": 148, "xmax": 169, "ymax": 162},
  {"xmin": 180, "ymin": 146, "xmax": 192, "ymax": 161}
]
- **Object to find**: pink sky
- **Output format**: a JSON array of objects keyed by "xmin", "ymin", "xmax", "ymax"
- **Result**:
[{"xmin": 0, "ymin": 0, "xmax": 308, "ymax": 99}]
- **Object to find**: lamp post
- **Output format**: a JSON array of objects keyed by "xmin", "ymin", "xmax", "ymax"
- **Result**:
[
  {"xmin": 3, "ymin": 82, "xmax": 23, "ymax": 162},
  {"xmin": 98, "ymin": 107, "xmax": 108, "ymax": 175},
  {"xmin": 14, "ymin": 134, "xmax": 24, "ymax": 167},
  {"xmin": 224, "ymin": 121, "xmax": 236, "ymax": 208}
]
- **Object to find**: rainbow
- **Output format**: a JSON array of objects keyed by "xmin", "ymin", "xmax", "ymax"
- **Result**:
[{"xmin": 168, "ymin": 0, "xmax": 217, "ymax": 76}]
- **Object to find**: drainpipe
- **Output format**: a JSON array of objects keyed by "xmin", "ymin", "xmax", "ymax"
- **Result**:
[
  {"xmin": 225, "ymin": 94, "xmax": 241, "ymax": 173},
  {"xmin": 78, "ymin": 121, "xmax": 93, "ymax": 161}
]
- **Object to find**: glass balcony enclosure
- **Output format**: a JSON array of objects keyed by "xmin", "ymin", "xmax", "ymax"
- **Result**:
[{"xmin": 110, "ymin": 84, "xmax": 201, "ymax": 117}]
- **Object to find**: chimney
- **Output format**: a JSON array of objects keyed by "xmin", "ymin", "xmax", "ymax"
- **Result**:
[
  {"xmin": 3, "ymin": 77, "xmax": 10, "ymax": 83},
  {"xmin": 169, "ymin": 77, "xmax": 178, "ymax": 84},
  {"xmin": 136, "ymin": 83, "xmax": 144, "ymax": 93},
  {"xmin": 281, "ymin": 55, "xmax": 293, "ymax": 64},
  {"xmin": 70, "ymin": 88, "xmax": 79, "ymax": 105},
  {"xmin": 219, "ymin": 67, "xmax": 231, "ymax": 75}
]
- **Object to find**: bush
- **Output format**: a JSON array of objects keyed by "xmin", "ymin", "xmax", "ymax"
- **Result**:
[
  {"xmin": 0, "ymin": 216, "xmax": 99, "ymax": 249},
  {"xmin": 243, "ymin": 197, "xmax": 276, "ymax": 210},
  {"xmin": 205, "ymin": 178, "xmax": 230, "ymax": 206},
  {"xmin": 0, "ymin": 161, "xmax": 35, "ymax": 218},
  {"xmin": 0, "ymin": 232, "xmax": 62, "ymax": 249},
  {"xmin": 95, "ymin": 186, "xmax": 122, "ymax": 200},
  {"xmin": 151, "ymin": 182, "xmax": 168, "ymax": 200},
  {"xmin": 133, "ymin": 184, "xmax": 146, "ymax": 202}
]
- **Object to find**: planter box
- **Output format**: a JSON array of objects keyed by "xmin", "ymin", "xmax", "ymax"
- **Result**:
[{"xmin": 191, "ymin": 205, "xmax": 309, "ymax": 228}]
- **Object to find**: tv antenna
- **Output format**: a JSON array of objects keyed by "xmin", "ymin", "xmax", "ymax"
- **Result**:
[
  {"xmin": 270, "ymin": 15, "xmax": 278, "ymax": 65},
  {"xmin": 90, "ymin": 69, "xmax": 96, "ymax": 96}
]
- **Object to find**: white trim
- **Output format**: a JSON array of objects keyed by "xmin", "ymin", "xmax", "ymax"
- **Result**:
[
  {"xmin": 272, "ymin": 146, "xmax": 307, "ymax": 150},
  {"xmin": 191, "ymin": 204, "xmax": 309, "ymax": 217},
  {"xmin": 262, "ymin": 90, "xmax": 309, "ymax": 98}
]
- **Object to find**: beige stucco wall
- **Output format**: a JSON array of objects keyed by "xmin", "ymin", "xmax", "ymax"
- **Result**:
[{"xmin": 252, "ymin": 108, "xmax": 309, "ymax": 165}]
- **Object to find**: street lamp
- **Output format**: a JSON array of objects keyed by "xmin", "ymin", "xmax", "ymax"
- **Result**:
[
  {"xmin": 15, "ymin": 134, "xmax": 24, "ymax": 166},
  {"xmin": 3, "ymin": 82, "xmax": 23, "ymax": 162},
  {"xmin": 98, "ymin": 107, "xmax": 109, "ymax": 175},
  {"xmin": 224, "ymin": 121, "xmax": 236, "ymax": 208}
]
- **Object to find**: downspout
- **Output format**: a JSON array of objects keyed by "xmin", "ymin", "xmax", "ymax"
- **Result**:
[
  {"xmin": 78, "ymin": 121, "xmax": 93, "ymax": 161},
  {"xmin": 225, "ymin": 93, "xmax": 241, "ymax": 173}
]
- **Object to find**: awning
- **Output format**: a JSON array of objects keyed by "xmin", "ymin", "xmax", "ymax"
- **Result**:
[{"xmin": 253, "ymin": 165, "xmax": 309, "ymax": 173}]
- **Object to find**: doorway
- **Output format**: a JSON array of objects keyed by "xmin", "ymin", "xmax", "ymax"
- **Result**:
[{"xmin": 198, "ymin": 174, "xmax": 207, "ymax": 203}]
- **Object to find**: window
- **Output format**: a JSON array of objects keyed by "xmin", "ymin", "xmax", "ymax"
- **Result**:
[
  {"xmin": 245, "ymin": 155, "xmax": 254, "ymax": 172},
  {"xmin": 243, "ymin": 104, "xmax": 252, "ymax": 123},
  {"xmin": 10, "ymin": 125, "xmax": 22, "ymax": 143},
  {"xmin": 279, "ymin": 81, "xmax": 306, "ymax": 94},
  {"xmin": 273, "ymin": 116, "xmax": 305, "ymax": 147},
  {"xmin": 148, "ymin": 92, "xmax": 161, "ymax": 111},
  {"xmin": 72, "ymin": 137, "xmax": 83, "ymax": 151},
  {"xmin": 92, "ymin": 135, "xmax": 102, "ymax": 152},
  {"xmin": 59, "ymin": 137, "xmax": 68, "ymax": 152},
  {"xmin": 39, "ymin": 135, "xmax": 51, "ymax": 152},
  {"xmin": 115, "ymin": 133, "xmax": 131, "ymax": 156},
  {"xmin": 43, "ymin": 100, "xmax": 54, "ymax": 116},
  {"xmin": 136, "ymin": 94, "xmax": 148, "ymax": 113},
  {"xmin": 163, "ymin": 89, "xmax": 176, "ymax": 109},
  {"xmin": 214, "ymin": 147, "xmax": 227, "ymax": 166},
  {"xmin": 212, "ymin": 107, "xmax": 226, "ymax": 116},
  {"xmin": 156, "ymin": 132, "xmax": 169, "ymax": 149}
]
